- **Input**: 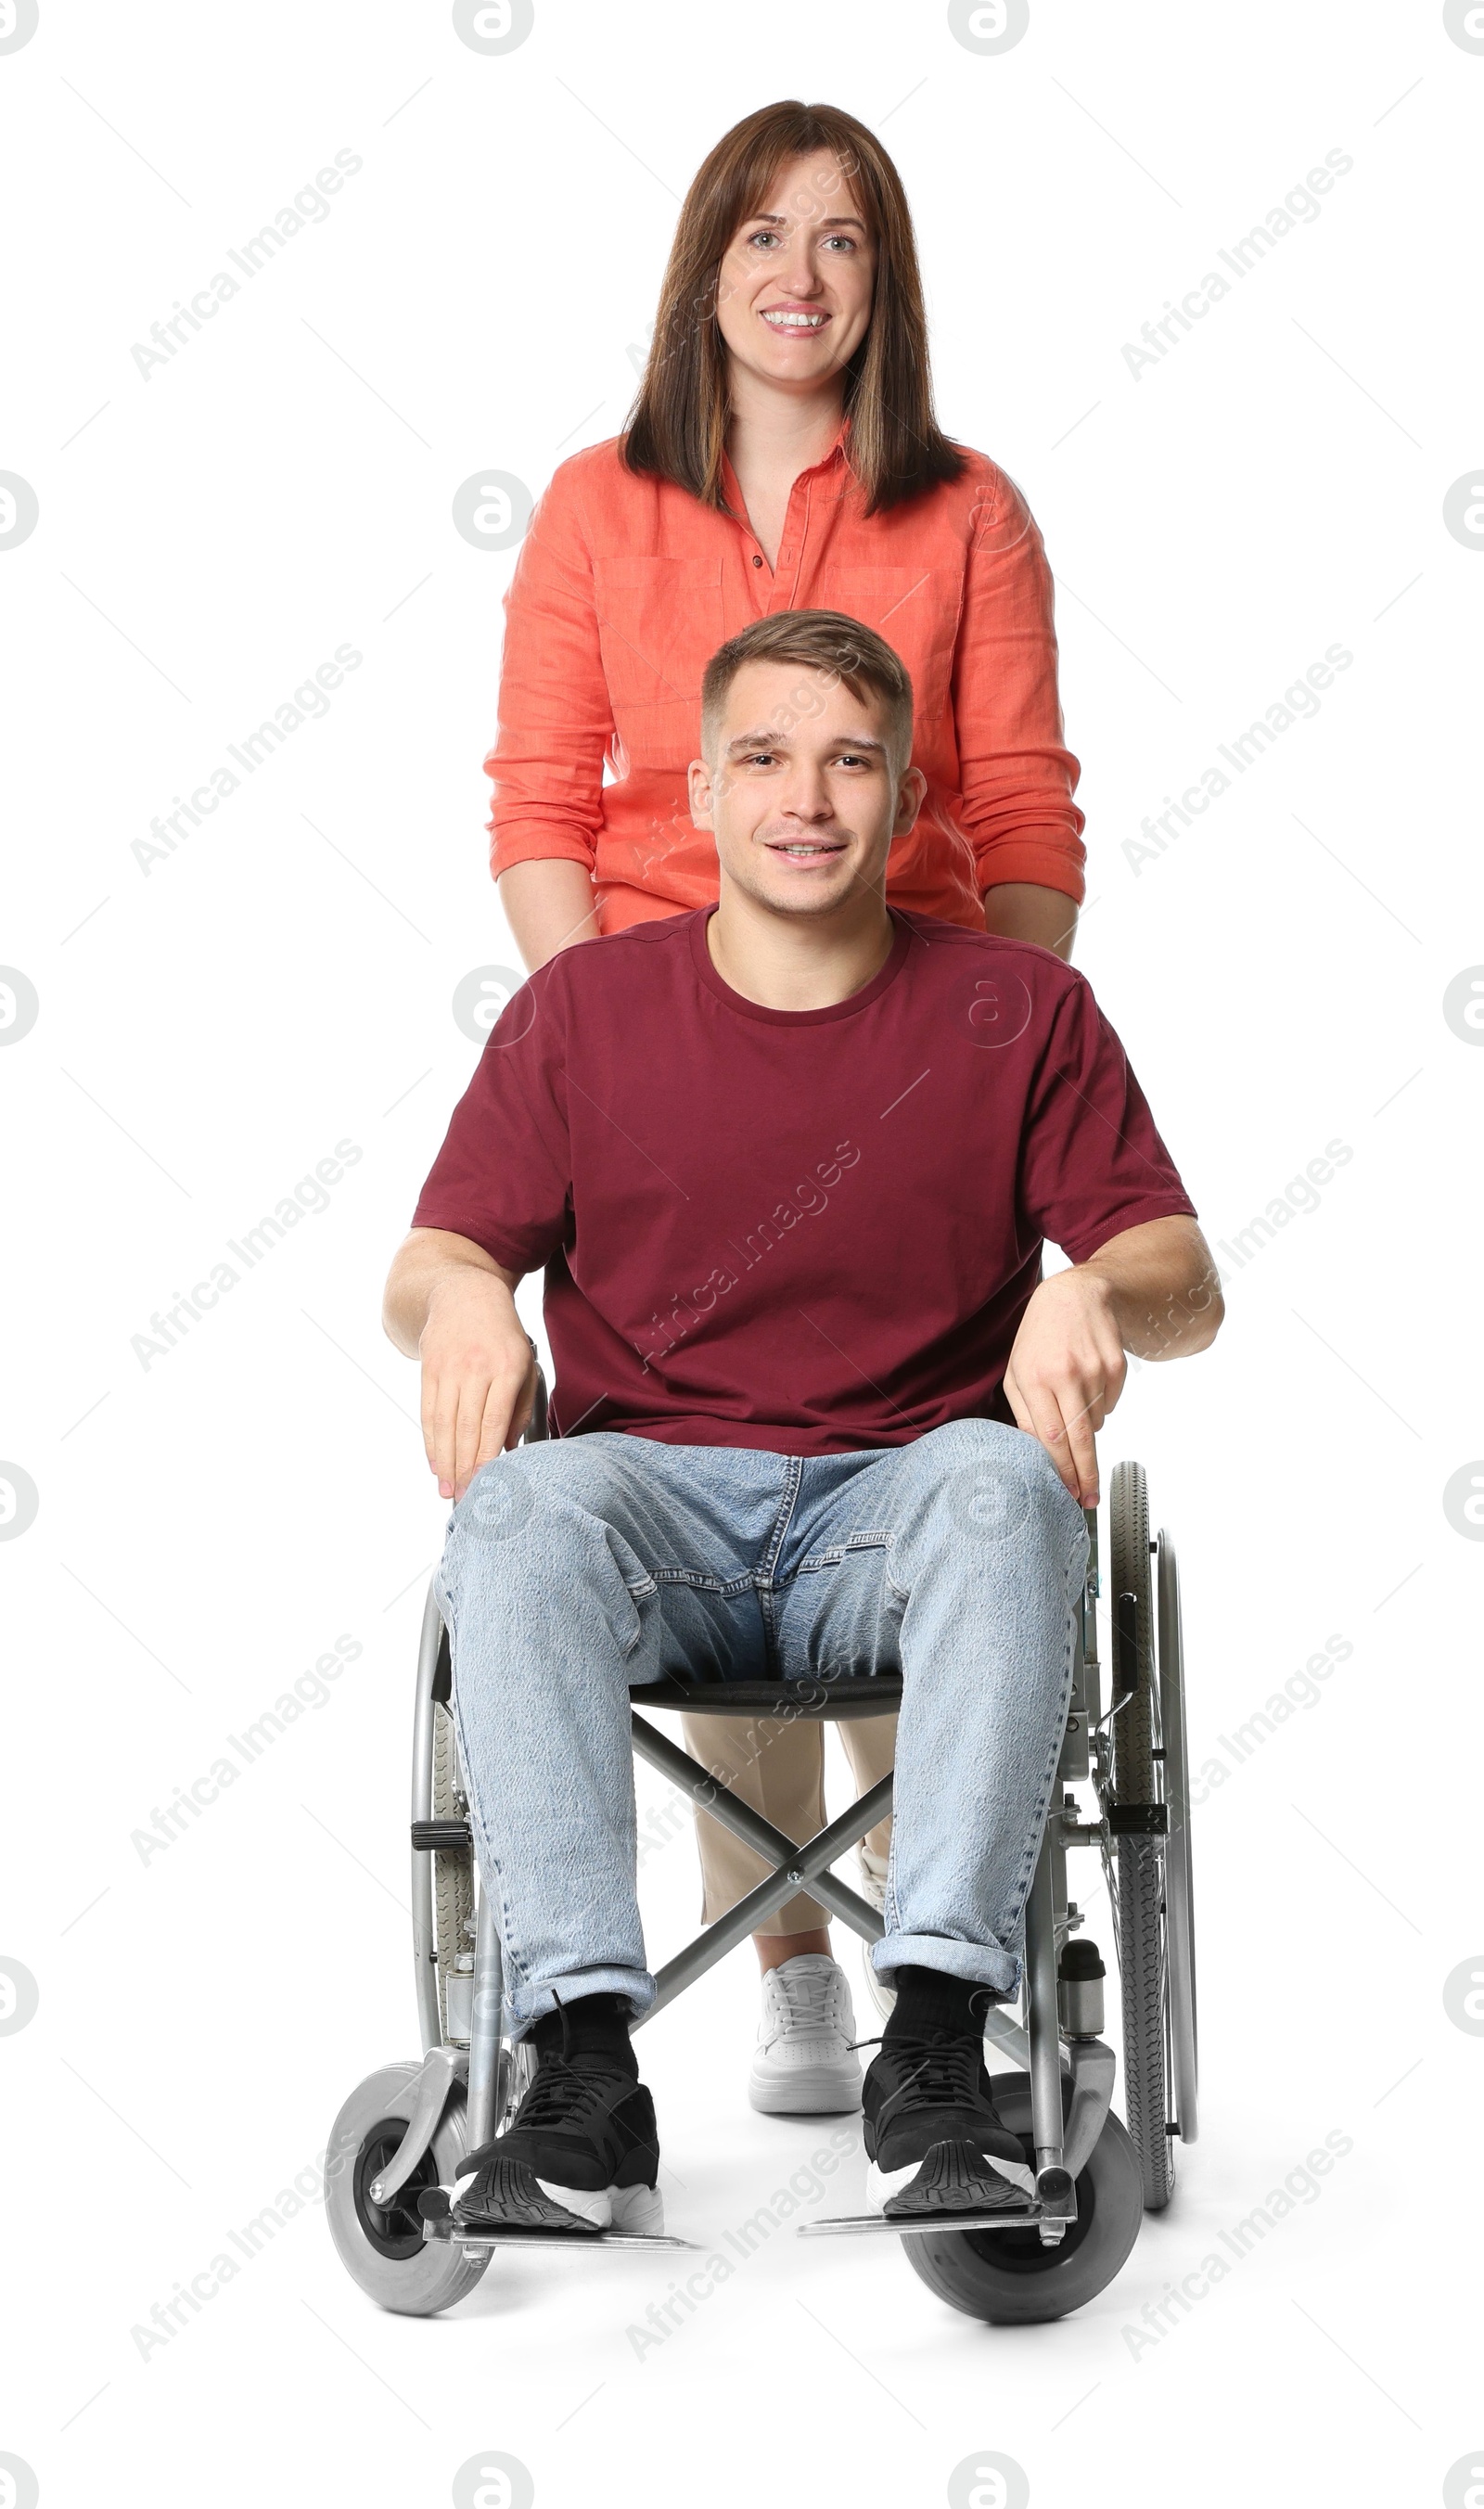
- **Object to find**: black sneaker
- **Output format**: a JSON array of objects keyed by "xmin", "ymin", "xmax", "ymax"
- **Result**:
[
  {"xmin": 438, "ymin": 2049, "xmax": 662, "ymax": 2237},
  {"xmin": 862, "ymin": 2030, "xmax": 1034, "ymax": 2218}
]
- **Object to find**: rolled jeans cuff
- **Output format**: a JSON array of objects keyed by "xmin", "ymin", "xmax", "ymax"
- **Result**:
[
  {"xmin": 871, "ymin": 1930, "xmax": 1020, "ymax": 2002},
  {"xmin": 505, "ymin": 1965, "xmax": 656, "ymax": 2037}
]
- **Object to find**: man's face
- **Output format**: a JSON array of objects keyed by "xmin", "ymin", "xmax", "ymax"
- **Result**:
[{"xmin": 688, "ymin": 660, "xmax": 923, "ymax": 919}]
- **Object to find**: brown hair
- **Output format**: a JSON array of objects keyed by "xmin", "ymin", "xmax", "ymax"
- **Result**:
[
  {"xmin": 622, "ymin": 99, "xmax": 966, "ymax": 518},
  {"xmin": 699, "ymin": 608, "xmax": 914, "ymax": 767}
]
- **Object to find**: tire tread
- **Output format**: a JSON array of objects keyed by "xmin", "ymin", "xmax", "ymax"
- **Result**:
[{"xmin": 1109, "ymin": 1461, "xmax": 1175, "ymax": 2210}]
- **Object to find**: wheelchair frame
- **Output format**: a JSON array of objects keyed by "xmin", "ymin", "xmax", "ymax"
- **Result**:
[
  {"xmin": 384, "ymin": 1511, "xmax": 1117, "ymax": 2246},
  {"xmin": 327, "ymin": 1393, "xmax": 1197, "ymax": 2314}
]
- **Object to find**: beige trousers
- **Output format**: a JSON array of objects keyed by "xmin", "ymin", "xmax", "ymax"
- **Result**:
[{"xmin": 681, "ymin": 1707, "xmax": 897, "ymax": 1935}]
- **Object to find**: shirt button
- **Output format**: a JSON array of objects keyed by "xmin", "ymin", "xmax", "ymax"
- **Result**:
[{"xmin": 752, "ymin": 554, "xmax": 763, "ymax": 567}]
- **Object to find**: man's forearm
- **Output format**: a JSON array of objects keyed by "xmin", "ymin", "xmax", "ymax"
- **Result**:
[
  {"xmin": 382, "ymin": 1227, "xmax": 522, "ymax": 1358},
  {"xmin": 1079, "ymin": 1216, "xmax": 1223, "ymax": 1361}
]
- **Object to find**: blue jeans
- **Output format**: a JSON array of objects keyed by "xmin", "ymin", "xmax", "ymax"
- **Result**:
[{"xmin": 434, "ymin": 1418, "xmax": 1088, "ymax": 2034}]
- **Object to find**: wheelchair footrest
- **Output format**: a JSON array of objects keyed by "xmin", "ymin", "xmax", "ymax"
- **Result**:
[
  {"xmin": 798, "ymin": 2206, "xmax": 1043, "ymax": 2240},
  {"xmin": 422, "ymin": 2217, "xmax": 700, "ymax": 2253}
]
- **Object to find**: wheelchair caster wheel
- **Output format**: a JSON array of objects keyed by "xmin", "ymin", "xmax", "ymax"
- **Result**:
[
  {"xmin": 901, "ymin": 2074, "xmax": 1143, "ymax": 2324},
  {"xmin": 326, "ymin": 2061, "xmax": 489, "ymax": 2317}
]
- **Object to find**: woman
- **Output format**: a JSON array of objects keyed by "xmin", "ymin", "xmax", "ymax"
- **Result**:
[{"xmin": 484, "ymin": 98, "xmax": 1085, "ymax": 2108}]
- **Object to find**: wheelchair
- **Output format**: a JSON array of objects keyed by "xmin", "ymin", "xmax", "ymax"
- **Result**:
[{"xmin": 326, "ymin": 1372, "xmax": 1198, "ymax": 2327}]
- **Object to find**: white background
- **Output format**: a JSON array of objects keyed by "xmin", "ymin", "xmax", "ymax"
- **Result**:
[{"xmin": 2, "ymin": 2, "xmax": 1481, "ymax": 2503}]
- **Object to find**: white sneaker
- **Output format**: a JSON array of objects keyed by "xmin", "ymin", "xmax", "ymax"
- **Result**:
[
  {"xmin": 857, "ymin": 1847, "xmax": 897, "ymax": 2022},
  {"xmin": 857, "ymin": 1844, "xmax": 889, "ymax": 1912},
  {"xmin": 748, "ymin": 1954, "xmax": 863, "ymax": 2115}
]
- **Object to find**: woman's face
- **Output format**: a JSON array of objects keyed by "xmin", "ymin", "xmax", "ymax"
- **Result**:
[{"xmin": 714, "ymin": 148, "xmax": 876, "ymax": 398}]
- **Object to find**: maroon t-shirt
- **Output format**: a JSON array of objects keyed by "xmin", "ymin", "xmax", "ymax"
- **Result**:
[{"xmin": 412, "ymin": 907, "xmax": 1196, "ymax": 1455}]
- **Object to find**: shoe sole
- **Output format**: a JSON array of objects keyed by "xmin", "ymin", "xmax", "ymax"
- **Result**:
[
  {"xmin": 445, "ymin": 2156, "xmax": 602, "ymax": 2235},
  {"xmin": 537, "ymin": 2179, "xmax": 665, "ymax": 2234},
  {"xmin": 867, "ymin": 2136, "xmax": 1036, "ymax": 2216},
  {"xmin": 748, "ymin": 2060, "xmax": 863, "ymax": 2117},
  {"xmin": 445, "ymin": 2157, "xmax": 660, "ymax": 2237}
]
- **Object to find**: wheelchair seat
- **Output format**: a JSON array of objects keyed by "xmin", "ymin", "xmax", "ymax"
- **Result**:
[{"xmin": 635, "ymin": 1673, "xmax": 903, "ymax": 1722}]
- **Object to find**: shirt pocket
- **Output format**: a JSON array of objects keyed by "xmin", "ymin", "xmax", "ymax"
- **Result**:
[
  {"xmin": 590, "ymin": 555, "xmax": 725, "ymax": 717},
  {"xmin": 814, "ymin": 563, "xmax": 963, "ymax": 739}
]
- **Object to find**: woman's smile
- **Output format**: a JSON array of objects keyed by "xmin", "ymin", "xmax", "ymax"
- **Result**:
[{"xmin": 758, "ymin": 302, "xmax": 831, "ymax": 334}]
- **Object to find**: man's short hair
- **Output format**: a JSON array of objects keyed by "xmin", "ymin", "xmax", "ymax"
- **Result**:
[{"xmin": 699, "ymin": 608, "xmax": 915, "ymax": 770}]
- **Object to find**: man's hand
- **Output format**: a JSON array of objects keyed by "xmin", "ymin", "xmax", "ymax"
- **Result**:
[
  {"xmin": 382, "ymin": 1229, "xmax": 536, "ymax": 1502},
  {"xmin": 1004, "ymin": 1269, "xmax": 1125, "ymax": 1507},
  {"xmin": 1003, "ymin": 1216, "xmax": 1224, "ymax": 1506},
  {"xmin": 419, "ymin": 1269, "xmax": 537, "ymax": 1501}
]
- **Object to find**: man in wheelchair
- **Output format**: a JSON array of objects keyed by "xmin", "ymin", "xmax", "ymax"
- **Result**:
[{"xmin": 383, "ymin": 608, "xmax": 1222, "ymax": 2240}]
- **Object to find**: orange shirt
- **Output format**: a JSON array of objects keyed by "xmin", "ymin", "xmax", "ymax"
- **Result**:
[{"xmin": 485, "ymin": 422, "xmax": 1085, "ymax": 934}]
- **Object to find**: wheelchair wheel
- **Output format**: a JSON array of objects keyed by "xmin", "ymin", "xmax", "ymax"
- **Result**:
[
  {"xmin": 1108, "ymin": 1460, "xmax": 1197, "ymax": 2209},
  {"xmin": 432, "ymin": 1703, "xmax": 475, "ymax": 2042},
  {"xmin": 326, "ymin": 2061, "xmax": 488, "ymax": 2317},
  {"xmin": 1158, "ymin": 1522, "xmax": 1199, "ymax": 2148},
  {"xmin": 902, "ymin": 2073, "xmax": 1143, "ymax": 2324}
]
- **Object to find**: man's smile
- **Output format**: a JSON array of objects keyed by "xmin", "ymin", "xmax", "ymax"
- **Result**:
[{"xmin": 761, "ymin": 832, "xmax": 850, "ymax": 864}]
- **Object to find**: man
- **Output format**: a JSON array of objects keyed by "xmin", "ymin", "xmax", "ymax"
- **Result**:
[{"xmin": 383, "ymin": 610, "xmax": 1221, "ymax": 2236}]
